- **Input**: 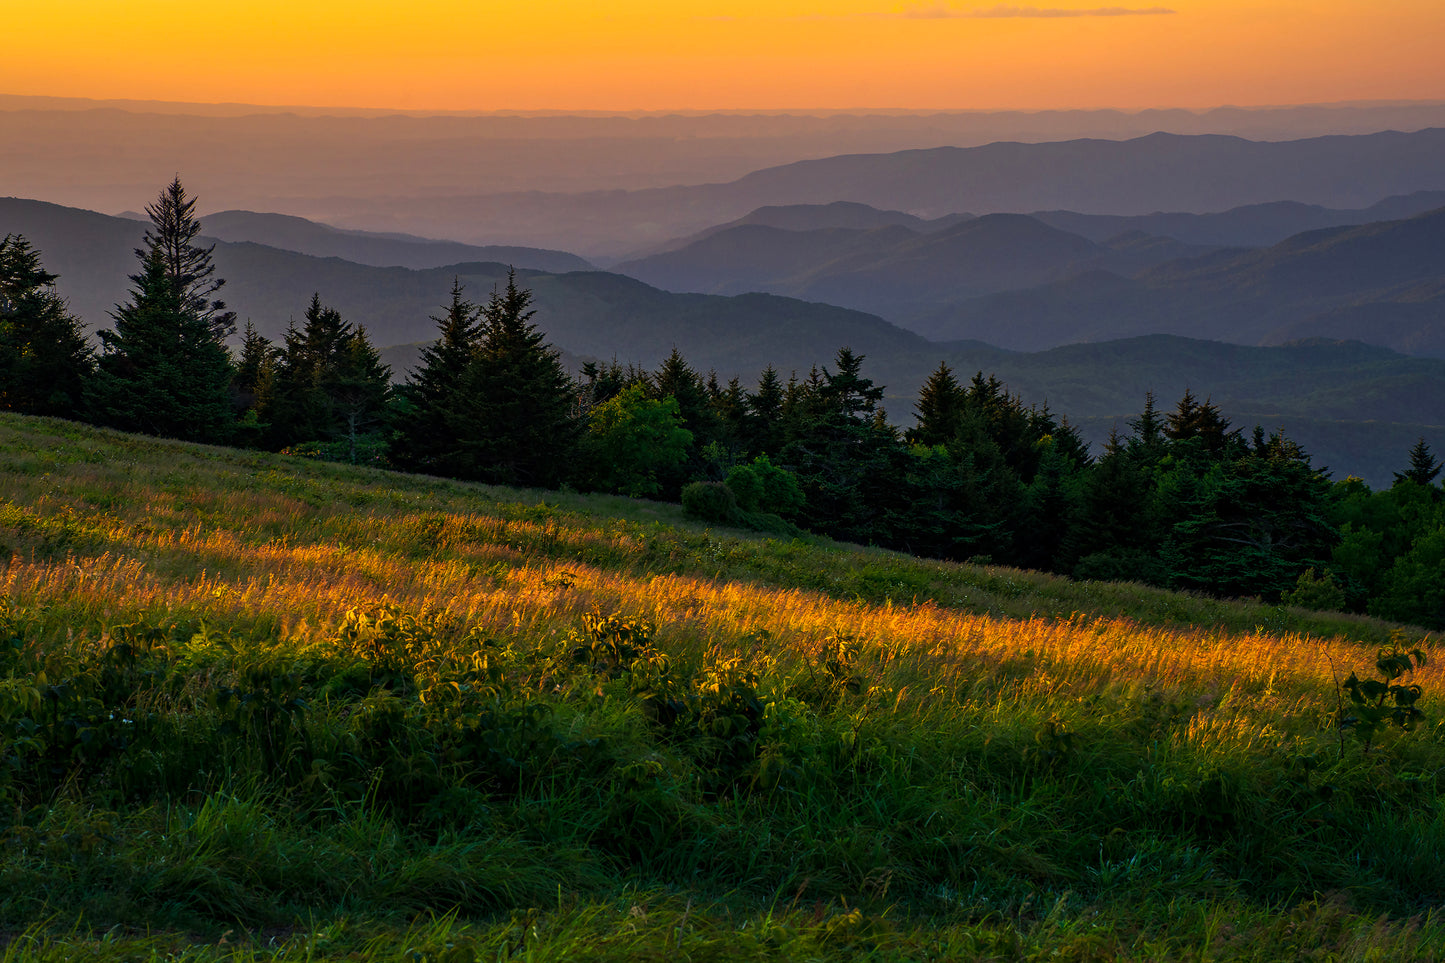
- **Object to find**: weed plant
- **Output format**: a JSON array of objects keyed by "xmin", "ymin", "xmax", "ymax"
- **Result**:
[{"xmin": 0, "ymin": 413, "xmax": 1442, "ymax": 960}]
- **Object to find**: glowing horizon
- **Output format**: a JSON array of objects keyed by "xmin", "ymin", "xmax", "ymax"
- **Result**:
[{"xmin": 6, "ymin": 1, "xmax": 1444, "ymax": 113}]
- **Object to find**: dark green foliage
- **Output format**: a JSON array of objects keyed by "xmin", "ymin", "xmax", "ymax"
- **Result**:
[
  {"xmin": 264, "ymin": 295, "xmax": 392, "ymax": 458},
  {"xmin": 1164, "ymin": 432, "xmax": 1337, "ymax": 600},
  {"xmin": 1327, "ymin": 468, "xmax": 1445, "ymax": 628},
  {"xmin": 681, "ymin": 481, "xmax": 738, "ymax": 523},
  {"xmin": 725, "ymin": 455, "xmax": 803, "ymax": 518},
  {"xmin": 91, "ymin": 247, "xmax": 235, "ymax": 443},
  {"xmin": 0, "ymin": 234, "xmax": 93, "ymax": 417},
  {"xmin": 906, "ymin": 362, "xmax": 966, "ymax": 447},
  {"xmin": 1369, "ymin": 526, "xmax": 1445, "ymax": 628},
  {"xmin": 778, "ymin": 348, "xmax": 910, "ymax": 546},
  {"xmin": 649, "ymin": 348, "xmax": 720, "ymax": 496},
  {"xmin": 1165, "ymin": 389, "xmax": 1239, "ymax": 459},
  {"xmin": 395, "ymin": 273, "xmax": 578, "ymax": 487},
  {"xmin": 390, "ymin": 279, "xmax": 482, "ymax": 474},
  {"xmin": 1335, "ymin": 641, "xmax": 1428, "ymax": 755},
  {"xmin": 743, "ymin": 364, "xmax": 787, "ymax": 455},
  {"xmin": 447, "ymin": 273, "xmax": 578, "ymax": 487},
  {"xmin": 682, "ymin": 458, "xmax": 805, "ymax": 535}
]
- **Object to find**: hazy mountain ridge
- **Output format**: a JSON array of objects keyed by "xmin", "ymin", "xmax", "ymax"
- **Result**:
[
  {"xmin": 615, "ymin": 213, "xmax": 1215, "ymax": 320},
  {"xmin": 915, "ymin": 206, "xmax": 1445, "ymax": 355},
  {"xmin": 198, "ymin": 211, "xmax": 593, "ymax": 272},
  {"xmin": 6, "ymin": 195, "xmax": 1442, "ymax": 486}
]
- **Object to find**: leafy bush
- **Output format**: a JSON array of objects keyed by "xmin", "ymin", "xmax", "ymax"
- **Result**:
[
  {"xmin": 728, "ymin": 455, "xmax": 804, "ymax": 519},
  {"xmin": 1281, "ymin": 566, "xmax": 1346, "ymax": 612},
  {"xmin": 681, "ymin": 481, "xmax": 737, "ymax": 524}
]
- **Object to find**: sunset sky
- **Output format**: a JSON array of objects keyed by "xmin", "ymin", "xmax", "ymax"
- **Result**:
[{"xmin": 7, "ymin": 1, "xmax": 1445, "ymax": 111}]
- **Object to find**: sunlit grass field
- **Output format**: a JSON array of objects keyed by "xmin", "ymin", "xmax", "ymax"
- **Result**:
[{"xmin": 1, "ymin": 412, "xmax": 1441, "ymax": 960}]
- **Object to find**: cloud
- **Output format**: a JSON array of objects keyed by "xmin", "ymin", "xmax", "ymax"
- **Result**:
[{"xmin": 890, "ymin": 4, "xmax": 1175, "ymax": 17}]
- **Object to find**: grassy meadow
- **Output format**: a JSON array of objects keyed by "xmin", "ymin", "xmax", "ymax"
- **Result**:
[{"xmin": 0, "ymin": 411, "xmax": 1442, "ymax": 960}]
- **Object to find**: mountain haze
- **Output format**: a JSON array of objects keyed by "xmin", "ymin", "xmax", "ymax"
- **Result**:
[
  {"xmin": 616, "ymin": 213, "xmax": 1212, "ymax": 321},
  {"xmin": 916, "ymin": 207, "xmax": 1445, "ymax": 356},
  {"xmin": 198, "ymin": 211, "xmax": 592, "ymax": 272}
]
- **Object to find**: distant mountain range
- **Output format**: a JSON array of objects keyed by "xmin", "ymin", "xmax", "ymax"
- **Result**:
[
  {"xmin": 192, "ymin": 211, "xmax": 592, "ymax": 273},
  {"xmin": 4, "ymin": 196, "xmax": 1441, "ymax": 487},
  {"xmin": 616, "ymin": 212, "xmax": 1214, "ymax": 321},
  {"xmin": 296, "ymin": 127, "xmax": 1445, "ymax": 254},
  {"xmin": 1031, "ymin": 191, "xmax": 1445, "ymax": 248},
  {"xmin": 115, "ymin": 207, "xmax": 592, "ymax": 272},
  {"xmin": 916, "ymin": 207, "xmax": 1445, "ymax": 355},
  {"xmin": 617, "ymin": 196, "xmax": 1445, "ymax": 357}
]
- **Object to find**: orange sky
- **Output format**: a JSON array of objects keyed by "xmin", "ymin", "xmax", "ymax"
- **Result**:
[{"xmin": 7, "ymin": 1, "xmax": 1444, "ymax": 111}]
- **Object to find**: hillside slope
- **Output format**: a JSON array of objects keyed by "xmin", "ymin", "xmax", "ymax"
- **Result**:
[{"xmin": 0, "ymin": 412, "xmax": 1440, "ymax": 959}]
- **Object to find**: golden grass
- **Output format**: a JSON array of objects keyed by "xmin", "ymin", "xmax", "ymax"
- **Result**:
[{"xmin": 1, "ymin": 413, "xmax": 1435, "ymax": 758}]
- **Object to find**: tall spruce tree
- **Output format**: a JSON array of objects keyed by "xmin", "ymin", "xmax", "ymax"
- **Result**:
[
  {"xmin": 266, "ymin": 294, "xmax": 390, "ymax": 454},
  {"xmin": 329, "ymin": 326, "xmax": 392, "ymax": 464},
  {"xmin": 92, "ymin": 246, "xmax": 234, "ymax": 442},
  {"xmin": 1394, "ymin": 438, "xmax": 1442, "ymax": 488},
  {"xmin": 779, "ymin": 348, "xmax": 906, "ymax": 546},
  {"xmin": 0, "ymin": 234, "xmax": 93, "ymax": 417},
  {"xmin": 441, "ymin": 271, "xmax": 578, "ymax": 487},
  {"xmin": 744, "ymin": 365, "xmax": 786, "ymax": 455},
  {"xmin": 392, "ymin": 279, "xmax": 482, "ymax": 473},
  {"xmin": 907, "ymin": 362, "xmax": 965, "ymax": 447},
  {"xmin": 140, "ymin": 177, "xmax": 236, "ymax": 340}
]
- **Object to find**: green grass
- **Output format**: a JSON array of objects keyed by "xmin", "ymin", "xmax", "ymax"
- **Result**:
[{"xmin": 0, "ymin": 412, "xmax": 1441, "ymax": 960}]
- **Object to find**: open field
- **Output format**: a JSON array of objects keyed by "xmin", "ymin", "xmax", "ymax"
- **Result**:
[{"xmin": 0, "ymin": 412, "xmax": 1441, "ymax": 960}]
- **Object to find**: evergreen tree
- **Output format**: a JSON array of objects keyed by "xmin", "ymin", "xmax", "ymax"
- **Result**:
[
  {"xmin": 233, "ymin": 322, "xmax": 276, "ymax": 405},
  {"xmin": 779, "ymin": 348, "xmax": 907, "ymax": 546},
  {"xmin": 329, "ymin": 326, "xmax": 392, "ymax": 464},
  {"xmin": 92, "ymin": 247, "xmax": 234, "ymax": 442},
  {"xmin": 1065, "ymin": 444, "xmax": 1168, "ymax": 585},
  {"xmin": 0, "ymin": 234, "xmax": 93, "ymax": 417},
  {"xmin": 907, "ymin": 362, "xmax": 965, "ymax": 447},
  {"xmin": 1126, "ymin": 391, "xmax": 1168, "ymax": 465},
  {"xmin": 232, "ymin": 321, "xmax": 278, "ymax": 446},
  {"xmin": 1016, "ymin": 437, "xmax": 1084, "ymax": 572},
  {"xmin": 710, "ymin": 375, "xmax": 748, "ymax": 454},
  {"xmin": 1394, "ymin": 438, "xmax": 1442, "ymax": 488},
  {"xmin": 819, "ymin": 346, "xmax": 885, "ymax": 424},
  {"xmin": 1164, "ymin": 432, "xmax": 1337, "ymax": 599},
  {"xmin": 267, "ymin": 295, "xmax": 352, "ymax": 447},
  {"xmin": 444, "ymin": 271, "xmax": 578, "ymax": 487},
  {"xmin": 264, "ymin": 295, "xmax": 390, "ymax": 455},
  {"xmin": 1165, "ymin": 389, "xmax": 1239, "ymax": 459},
  {"xmin": 140, "ymin": 177, "xmax": 236, "ymax": 340},
  {"xmin": 391, "ymin": 280, "xmax": 482, "ymax": 473},
  {"xmin": 653, "ymin": 349, "xmax": 719, "ymax": 442},
  {"xmin": 744, "ymin": 365, "xmax": 786, "ymax": 455}
]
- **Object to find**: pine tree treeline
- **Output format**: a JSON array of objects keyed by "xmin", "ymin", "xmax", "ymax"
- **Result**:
[{"xmin": 3, "ymin": 179, "xmax": 1444, "ymax": 628}]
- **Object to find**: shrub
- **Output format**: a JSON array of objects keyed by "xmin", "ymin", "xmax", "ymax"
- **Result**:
[
  {"xmin": 1282, "ymin": 566, "xmax": 1346, "ymax": 612},
  {"xmin": 682, "ymin": 481, "xmax": 738, "ymax": 524}
]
